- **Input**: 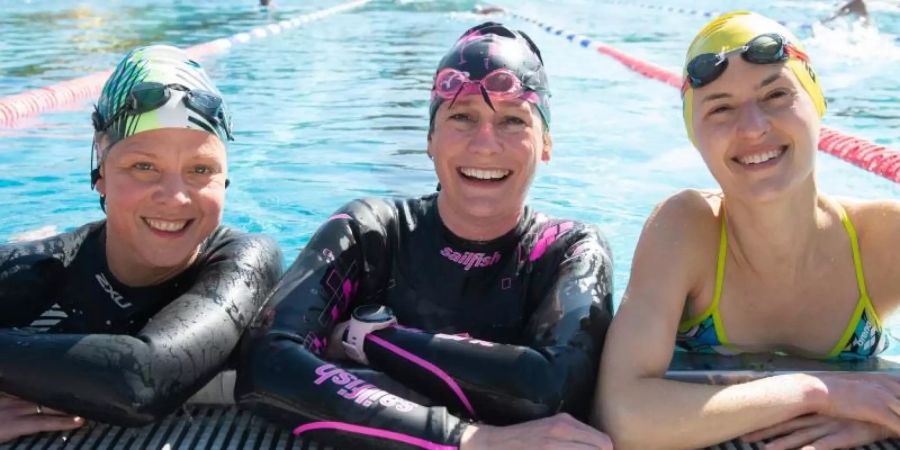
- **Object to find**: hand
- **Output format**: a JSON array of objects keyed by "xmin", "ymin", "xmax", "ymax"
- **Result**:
[
  {"xmin": 814, "ymin": 373, "xmax": 900, "ymax": 435},
  {"xmin": 324, "ymin": 320, "xmax": 350, "ymax": 360},
  {"xmin": 741, "ymin": 414, "xmax": 893, "ymax": 450},
  {"xmin": 0, "ymin": 394, "xmax": 84, "ymax": 443},
  {"xmin": 460, "ymin": 413, "xmax": 613, "ymax": 450}
]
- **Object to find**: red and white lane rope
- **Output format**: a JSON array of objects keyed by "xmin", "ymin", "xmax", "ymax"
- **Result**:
[{"xmin": 0, "ymin": 0, "xmax": 371, "ymax": 128}]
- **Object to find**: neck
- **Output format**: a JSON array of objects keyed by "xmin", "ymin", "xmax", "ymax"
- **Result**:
[
  {"xmin": 104, "ymin": 231, "xmax": 197, "ymax": 287},
  {"xmin": 436, "ymin": 194, "xmax": 523, "ymax": 242},
  {"xmin": 724, "ymin": 179, "xmax": 830, "ymax": 276}
]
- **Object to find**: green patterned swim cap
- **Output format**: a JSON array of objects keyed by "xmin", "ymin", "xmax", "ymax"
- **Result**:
[{"xmin": 93, "ymin": 45, "xmax": 232, "ymax": 158}]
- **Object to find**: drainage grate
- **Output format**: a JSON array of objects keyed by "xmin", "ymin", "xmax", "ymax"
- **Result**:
[
  {"xmin": 707, "ymin": 438, "xmax": 900, "ymax": 450},
  {"xmin": 0, "ymin": 405, "xmax": 331, "ymax": 450},
  {"xmin": 4, "ymin": 406, "xmax": 899, "ymax": 450}
]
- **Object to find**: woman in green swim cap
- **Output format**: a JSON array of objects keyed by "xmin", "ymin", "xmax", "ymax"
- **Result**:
[
  {"xmin": 0, "ymin": 45, "xmax": 281, "ymax": 443},
  {"xmin": 597, "ymin": 11, "xmax": 900, "ymax": 450}
]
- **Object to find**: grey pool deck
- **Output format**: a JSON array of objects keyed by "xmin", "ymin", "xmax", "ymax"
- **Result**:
[
  {"xmin": 6, "ymin": 356, "xmax": 900, "ymax": 450},
  {"xmin": 3, "ymin": 406, "xmax": 899, "ymax": 450},
  {"xmin": 1, "ymin": 405, "xmax": 322, "ymax": 450}
]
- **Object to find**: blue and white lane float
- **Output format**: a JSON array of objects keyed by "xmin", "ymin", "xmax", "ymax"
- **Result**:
[
  {"xmin": 0, "ymin": 0, "xmax": 371, "ymax": 128},
  {"xmin": 501, "ymin": 9, "xmax": 900, "ymax": 184},
  {"xmin": 598, "ymin": 0, "xmax": 900, "ymax": 44}
]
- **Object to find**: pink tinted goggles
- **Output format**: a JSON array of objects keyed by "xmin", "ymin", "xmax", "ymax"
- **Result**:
[{"xmin": 432, "ymin": 68, "xmax": 525, "ymax": 102}]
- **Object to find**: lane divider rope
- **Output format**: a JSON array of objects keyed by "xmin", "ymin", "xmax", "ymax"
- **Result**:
[
  {"xmin": 505, "ymin": 10, "xmax": 900, "ymax": 184},
  {"xmin": 0, "ymin": 0, "xmax": 371, "ymax": 128}
]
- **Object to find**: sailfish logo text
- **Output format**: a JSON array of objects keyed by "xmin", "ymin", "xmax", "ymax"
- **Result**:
[{"xmin": 440, "ymin": 247, "xmax": 502, "ymax": 271}]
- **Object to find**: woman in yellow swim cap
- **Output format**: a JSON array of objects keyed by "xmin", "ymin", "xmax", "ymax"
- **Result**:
[{"xmin": 596, "ymin": 11, "xmax": 900, "ymax": 450}]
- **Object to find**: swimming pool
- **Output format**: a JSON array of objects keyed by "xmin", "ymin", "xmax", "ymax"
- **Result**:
[{"xmin": 2, "ymin": 0, "xmax": 899, "ymax": 334}]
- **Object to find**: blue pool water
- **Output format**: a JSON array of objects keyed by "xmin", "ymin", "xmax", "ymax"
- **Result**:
[{"xmin": 1, "ymin": 0, "xmax": 899, "ymax": 333}]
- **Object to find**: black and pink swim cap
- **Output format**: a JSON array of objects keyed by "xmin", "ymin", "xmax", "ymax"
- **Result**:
[{"xmin": 429, "ymin": 22, "xmax": 551, "ymax": 130}]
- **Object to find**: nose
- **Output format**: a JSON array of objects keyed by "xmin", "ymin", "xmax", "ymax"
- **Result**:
[
  {"xmin": 467, "ymin": 121, "xmax": 501, "ymax": 156},
  {"xmin": 735, "ymin": 100, "xmax": 770, "ymax": 141},
  {"xmin": 152, "ymin": 172, "xmax": 191, "ymax": 206}
]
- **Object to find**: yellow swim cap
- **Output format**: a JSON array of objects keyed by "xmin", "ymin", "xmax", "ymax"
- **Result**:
[{"xmin": 682, "ymin": 11, "xmax": 826, "ymax": 147}]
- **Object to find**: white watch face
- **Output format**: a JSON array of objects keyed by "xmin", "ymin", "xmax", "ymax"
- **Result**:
[{"xmin": 352, "ymin": 304, "xmax": 394, "ymax": 324}]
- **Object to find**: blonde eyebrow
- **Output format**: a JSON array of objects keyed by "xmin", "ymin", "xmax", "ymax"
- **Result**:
[{"xmin": 701, "ymin": 70, "xmax": 789, "ymax": 104}]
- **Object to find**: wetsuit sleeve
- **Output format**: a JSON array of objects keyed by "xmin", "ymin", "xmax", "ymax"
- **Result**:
[
  {"xmin": 0, "ymin": 225, "xmax": 94, "ymax": 326},
  {"xmin": 362, "ymin": 224, "xmax": 614, "ymax": 424},
  {"xmin": 236, "ymin": 199, "xmax": 469, "ymax": 450},
  {"xmin": 0, "ymin": 231, "xmax": 282, "ymax": 426}
]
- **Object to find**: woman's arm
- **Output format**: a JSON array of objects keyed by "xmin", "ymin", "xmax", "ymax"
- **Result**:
[
  {"xmin": 236, "ymin": 200, "xmax": 470, "ymax": 449},
  {"xmin": 595, "ymin": 191, "xmax": 833, "ymax": 450},
  {"xmin": 360, "ymin": 224, "xmax": 613, "ymax": 423},
  {"xmin": 0, "ymin": 224, "xmax": 95, "ymax": 324},
  {"xmin": 0, "ymin": 230, "xmax": 282, "ymax": 426}
]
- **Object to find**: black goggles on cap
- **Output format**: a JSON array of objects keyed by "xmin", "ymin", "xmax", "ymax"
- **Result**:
[
  {"xmin": 682, "ymin": 33, "xmax": 810, "ymax": 94},
  {"xmin": 93, "ymin": 82, "xmax": 233, "ymax": 141}
]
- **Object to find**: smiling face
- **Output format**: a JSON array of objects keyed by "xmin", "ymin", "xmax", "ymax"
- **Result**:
[
  {"xmin": 428, "ymin": 95, "xmax": 550, "ymax": 239},
  {"xmin": 95, "ymin": 128, "xmax": 227, "ymax": 285},
  {"xmin": 691, "ymin": 56, "xmax": 820, "ymax": 201}
]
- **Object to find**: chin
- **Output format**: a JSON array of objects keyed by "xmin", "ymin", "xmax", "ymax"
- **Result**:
[
  {"xmin": 137, "ymin": 243, "xmax": 200, "ymax": 270},
  {"xmin": 464, "ymin": 197, "xmax": 519, "ymax": 218},
  {"xmin": 743, "ymin": 173, "xmax": 807, "ymax": 203}
]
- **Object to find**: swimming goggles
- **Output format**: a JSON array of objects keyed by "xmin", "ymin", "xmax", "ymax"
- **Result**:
[
  {"xmin": 94, "ymin": 82, "xmax": 233, "ymax": 141},
  {"xmin": 682, "ymin": 33, "xmax": 810, "ymax": 93},
  {"xmin": 432, "ymin": 68, "xmax": 525, "ymax": 107}
]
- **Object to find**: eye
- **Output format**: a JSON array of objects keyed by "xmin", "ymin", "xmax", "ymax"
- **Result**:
[
  {"xmin": 191, "ymin": 165, "xmax": 214, "ymax": 175},
  {"xmin": 449, "ymin": 113, "xmax": 474, "ymax": 122},
  {"xmin": 707, "ymin": 105, "xmax": 733, "ymax": 116},
  {"xmin": 132, "ymin": 162, "xmax": 154, "ymax": 171},
  {"xmin": 764, "ymin": 89, "xmax": 789, "ymax": 101},
  {"xmin": 502, "ymin": 116, "xmax": 526, "ymax": 126}
]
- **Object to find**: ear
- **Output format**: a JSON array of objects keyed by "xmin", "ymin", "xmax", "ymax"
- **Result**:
[
  {"xmin": 95, "ymin": 165, "xmax": 107, "ymax": 196},
  {"xmin": 541, "ymin": 131, "xmax": 552, "ymax": 162}
]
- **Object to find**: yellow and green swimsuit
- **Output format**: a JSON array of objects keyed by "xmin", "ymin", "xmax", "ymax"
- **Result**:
[{"xmin": 677, "ymin": 204, "xmax": 888, "ymax": 360}]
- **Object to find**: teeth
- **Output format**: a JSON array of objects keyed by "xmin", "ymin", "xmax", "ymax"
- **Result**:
[
  {"xmin": 460, "ymin": 168, "xmax": 510, "ymax": 180},
  {"xmin": 146, "ymin": 218, "xmax": 188, "ymax": 232},
  {"xmin": 738, "ymin": 148, "xmax": 784, "ymax": 165}
]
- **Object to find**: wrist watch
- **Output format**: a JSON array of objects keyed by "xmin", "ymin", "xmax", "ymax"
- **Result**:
[{"xmin": 342, "ymin": 304, "xmax": 397, "ymax": 365}]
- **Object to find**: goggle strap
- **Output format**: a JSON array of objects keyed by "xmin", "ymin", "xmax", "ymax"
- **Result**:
[
  {"xmin": 479, "ymin": 85, "xmax": 496, "ymax": 111},
  {"xmin": 91, "ymin": 106, "xmax": 104, "ymax": 131},
  {"xmin": 90, "ymin": 168, "xmax": 101, "ymax": 189},
  {"xmin": 447, "ymin": 84, "xmax": 465, "ymax": 109},
  {"xmin": 785, "ymin": 45, "xmax": 810, "ymax": 62},
  {"xmin": 188, "ymin": 116, "xmax": 216, "ymax": 135}
]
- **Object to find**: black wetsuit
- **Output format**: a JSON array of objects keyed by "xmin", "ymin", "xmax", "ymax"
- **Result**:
[
  {"xmin": 237, "ymin": 193, "xmax": 613, "ymax": 449},
  {"xmin": 0, "ymin": 220, "xmax": 282, "ymax": 426}
]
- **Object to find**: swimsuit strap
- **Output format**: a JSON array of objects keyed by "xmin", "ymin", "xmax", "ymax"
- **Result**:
[
  {"xmin": 835, "ymin": 203, "xmax": 871, "ymax": 302},
  {"xmin": 677, "ymin": 205, "xmax": 730, "ymax": 339},
  {"xmin": 826, "ymin": 202, "xmax": 882, "ymax": 358},
  {"xmin": 710, "ymin": 208, "xmax": 731, "ymax": 346}
]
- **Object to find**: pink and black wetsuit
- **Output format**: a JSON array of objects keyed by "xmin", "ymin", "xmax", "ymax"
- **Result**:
[{"xmin": 236, "ymin": 193, "xmax": 613, "ymax": 449}]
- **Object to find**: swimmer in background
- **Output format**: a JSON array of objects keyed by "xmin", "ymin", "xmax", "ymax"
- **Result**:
[
  {"xmin": 823, "ymin": 0, "xmax": 875, "ymax": 28},
  {"xmin": 0, "ymin": 45, "xmax": 282, "ymax": 443},
  {"xmin": 473, "ymin": 5, "xmax": 506, "ymax": 15}
]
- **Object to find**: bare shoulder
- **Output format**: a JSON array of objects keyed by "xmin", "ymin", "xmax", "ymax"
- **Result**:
[
  {"xmin": 839, "ymin": 198, "xmax": 900, "ymax": 242},
  {"xmin": 642, "ymin": 188, "xmax": 721, "ymax": 246},
  {"xmin": 606, "ymin": 191, "xmax": 723, "ymax": 379},
  {"xmin": 630, "ymin": 189, "xmax": 722, "ymax": 290}
]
